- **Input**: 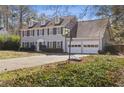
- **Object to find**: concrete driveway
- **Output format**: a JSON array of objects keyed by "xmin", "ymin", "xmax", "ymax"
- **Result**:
[{"xmin": 0, "ymin": 54, "xmax": 86, "ymax": 73}]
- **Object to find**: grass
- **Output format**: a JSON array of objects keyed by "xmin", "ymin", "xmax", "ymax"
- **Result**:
[
  {"xmin": 0, "ymin": 51, "xmax": 43, "ymax": 59},
  {"xmin": 0, "ymin": 55, "xmax": 124, "ymax": 87}
]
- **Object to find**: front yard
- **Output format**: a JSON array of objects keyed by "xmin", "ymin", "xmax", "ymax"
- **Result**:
[
  {"xmin": 0, "ymin": 55, "xmax": 124, "ymax": 87},
  {"xmin": 0, "ymin": 51, "xmax": 42, "ymax": 59}
]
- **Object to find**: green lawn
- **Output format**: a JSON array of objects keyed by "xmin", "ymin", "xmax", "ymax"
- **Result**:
[
  {"xmin": 0, "ymin": 51, "xmax": 42, "ymax": 59},
  {"xmin": 0, "ymin": 55, "xmax": 124, "ymax": 87}
]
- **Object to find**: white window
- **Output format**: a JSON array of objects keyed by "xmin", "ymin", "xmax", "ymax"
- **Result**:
[
  {"xmin": 54, "ymin": 17, "xmax": 61, "ymax": 25},
  {"xmin": 56, "ymin": 42, "xmax": 62, "ymax": 48},
  {"xmin": 53, "ymin": 42, "xmax": 56, "ymax": 48},
  {"xmin": 22, "ymin": 42, "xmax": 25, "ymax": 47},
  {"xmin": 49, "ymin": 28, "xmax": 53, "ymax": 35},
  {"xmin": 22, "ymin": 31, "xmax": 24, "ymax": 37},
  {"xmin": 57, "ymin": 27, "xmax": 61, "ymax": 34},
  {"xmin": 28, "ymin": 20, "xmax": 34, "ymax": 27},
  {"xmin": 49, "ymin": 42, "xmax": 53, "ymax": 48}
]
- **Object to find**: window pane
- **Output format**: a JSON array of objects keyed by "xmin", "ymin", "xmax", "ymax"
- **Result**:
[
  {"xmin": 53, "ymin": 42, "xmax": 56, "ymax": 48},
  {"xmin": 78, "ymin": 45, "xmax": 81, "ymax": 47},
  {"xmin": 53, "ymin": 28, "xmax": 57, "ymax": 35}
]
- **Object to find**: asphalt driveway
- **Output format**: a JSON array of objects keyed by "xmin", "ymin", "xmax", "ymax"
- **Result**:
[{"xmin": 0, "ymin": 54, "xmax": 86, "ymax": 73}]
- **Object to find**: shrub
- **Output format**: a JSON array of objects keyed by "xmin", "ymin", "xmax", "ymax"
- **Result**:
[
  {"xmin": 30, "ymin": 45, "xmax": 36, "ymax": 51},
  {"xmin": 20, "ymin": 45, "xmax": 36, "ymax": 51},
  {"xmin": 104, "ymin": 45, "xmax": 119, "ymax": 55},
  {"xmin": 0, "ymin": 35, "xmax": 6, "ymax": 49},
  {"xmin": 0, "ymin": 35, "xmax": 20, "ymax": 50},
  {"xmin": 20, "ymin": 47, "xmax": 32, "ymax": 51},
  {"xmin": 98, "ymin": 50, "xmax": 105, "ymax": 54},
  {"xmin": 43, "ymin": 48, "xmax": 63, "ymax": 53}
]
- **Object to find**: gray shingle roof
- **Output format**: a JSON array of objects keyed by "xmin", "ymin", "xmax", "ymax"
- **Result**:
[
  {"xmin": 76, "ymin": 19, "xmax": 109, "ymax": 38},
  {"xmin": 28, "ymin": 16, "xmax": 75, "ymax": 28}
]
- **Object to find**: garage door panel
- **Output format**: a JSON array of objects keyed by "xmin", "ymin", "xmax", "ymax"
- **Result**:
[
  {"xmin": 70, "ymin": 48, "xmax": 81, "ymax": 53},
  {"xmin": 67, "ymin": 45, "xmax": 82, "ymax": 53},
  {"xmin": 83, "ymin": 48, "xmax": 99, "ymax": 53},
  {"xmin": 67, "ymin": 41, "xmax": 82, "ymax": 53}
]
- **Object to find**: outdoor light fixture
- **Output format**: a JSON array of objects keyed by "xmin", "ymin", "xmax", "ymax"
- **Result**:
[{"xmin": 63, "ymin": 28, "xmax": 71, "ymax": 63}]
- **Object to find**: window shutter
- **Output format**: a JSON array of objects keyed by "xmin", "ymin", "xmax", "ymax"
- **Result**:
[
  {"xmin": 47, "ymin": 28, "xmax": 49, "ymax": 35},
  {"xmin": 61, "ymin": 27, "xmax": 63, "ymax": 34},
  {"xmin": 42, "ymin": 29, "xmax": 44, "ymax": 35}
]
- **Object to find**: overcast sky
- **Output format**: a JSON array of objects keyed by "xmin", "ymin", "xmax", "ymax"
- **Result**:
[{"xmin": 31, "ymin": 5, "xmax": 100, "ymax": 21}]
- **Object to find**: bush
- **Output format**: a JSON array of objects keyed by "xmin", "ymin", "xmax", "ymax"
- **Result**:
[
  {"xmin": 20, "ymin": 47, "xmax": 32, "ymax": 51},
  {"xmin": 30, "ymin": 45, "xmax": 36, "ymax": 51},
  {"xmin": 98, "ymin": 50, "xmax": 105, "ymax": 54},
  {"xmin": 0, "ymin": 35, "xmax": 20, "ymax": 50},
  {"xmin": 43, "ymin": 48, "xmax": 63, "ymax": 53},
  {"xmin": 20, "ymin": 45, "xmax": 36, "ymax": 51},
  {"xmin": 104, "ymin": 45, "xmax": 119, "ymax": 55}
]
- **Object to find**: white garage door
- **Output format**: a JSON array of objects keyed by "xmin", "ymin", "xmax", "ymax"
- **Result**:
[
  {"xmin": 83, "ymin": 41, "xmax": 99, "ymax": 53},
  {"xmin": 67, "ymin": 42, "xmax": 82, "ymax": 53},
  {"xmin": 83, "ymin": 47, "xmax": 99, "ymax": 53}
]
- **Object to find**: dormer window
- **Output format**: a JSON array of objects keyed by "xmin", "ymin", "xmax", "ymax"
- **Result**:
[
  {"xmin": 41, "ymin": 20, "xmax": 46, "ymax": 26},
  {"xmin": 54, "ymin": 17, "xmax": 61, "ymax": 25},
  {"xmin": 28, "ymin": 20, "xmax": 34, "ymax": 27}
]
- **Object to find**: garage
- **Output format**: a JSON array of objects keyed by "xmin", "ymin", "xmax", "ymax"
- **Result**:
[{"xmin": 67, "ymin": 40, "xmax": 99, "ymax": 54}]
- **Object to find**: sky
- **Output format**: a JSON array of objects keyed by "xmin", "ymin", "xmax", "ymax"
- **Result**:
[{"xmin": 31, "ymin": 5, "xmax": 100, "ymax": 21}]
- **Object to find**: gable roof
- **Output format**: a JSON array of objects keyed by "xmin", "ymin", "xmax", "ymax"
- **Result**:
[{"xmin": 76, "ymin": 19, "xmax": 109, "ymax": 38}]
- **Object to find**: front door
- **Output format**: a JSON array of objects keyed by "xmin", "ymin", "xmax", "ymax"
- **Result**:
[{"xmin": 39, "ymin": 42, "xmax": 46, "ymax": 51}]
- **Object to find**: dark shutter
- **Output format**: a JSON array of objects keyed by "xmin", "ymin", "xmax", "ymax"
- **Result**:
[
  {"xmin": 47, "ymin": 42, "xmax": 49, "ymax": 48},
  {"xmin": 61, "ymin": 41, "xmax": 63, "ymax": 48},
  {"xmin": 27, "ymin": 30, "xmax": 30, "ymax": 36},
  {"xmin": 37, "ymin": 30, "xmax": 39, "ymax": 36},
  {"xmin": 33, "ymin": 30, "xmax": 34, "ymax": 36},
  {"xmin": 42, "ymin": 29, "xmax": 44, "ymax": 35},
  {"xmin": 61, "ymin": 27, "xmax": 63, "ymax": 34},
  {"xmin": 47, "ymin": 28, "xmax": 49, "ymax": 35}
]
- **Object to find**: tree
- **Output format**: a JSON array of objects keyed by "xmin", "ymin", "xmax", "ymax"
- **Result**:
[
  {"xmin": 0, "ymin": 5, "xmax": 36, "ymax": 34},
  {"xmin": 14, "ymin": 5, "xmax": 35, "ymax": 34},
  {"xmin": 0, "ymin": 5, "xmax": 11, "ymax": 31},
  {"xmin": 95, "ymin": 5, "xmax": 124, "ymax": 43}
]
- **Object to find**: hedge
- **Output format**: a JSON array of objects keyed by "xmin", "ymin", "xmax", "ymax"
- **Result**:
[{"xmin": 0, "ymin": 35, "xmax": 20, "ymax": 50}]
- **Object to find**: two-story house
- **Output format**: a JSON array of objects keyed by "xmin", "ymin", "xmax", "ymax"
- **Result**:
[{"xmin": 20, "ymin": 16, "xmax": 111, "ymax": 54}]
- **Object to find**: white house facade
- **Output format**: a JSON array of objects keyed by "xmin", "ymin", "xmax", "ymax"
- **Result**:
[{"xmin": 20, "ymin": 16, "xmax": 111, "ymax": 54}]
